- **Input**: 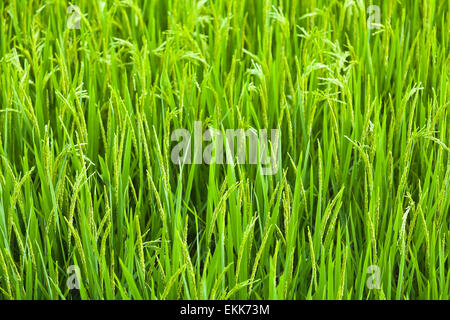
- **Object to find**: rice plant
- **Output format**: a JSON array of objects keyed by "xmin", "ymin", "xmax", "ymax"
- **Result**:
[{"xmin": 0, "ymin": 0, "xmax": 448, "ymax": 300}]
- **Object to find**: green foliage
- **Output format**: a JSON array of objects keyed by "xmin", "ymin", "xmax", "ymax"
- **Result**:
[{"xmin": 0, "ymin": 0, "xmax": 448, "ymax": 299}]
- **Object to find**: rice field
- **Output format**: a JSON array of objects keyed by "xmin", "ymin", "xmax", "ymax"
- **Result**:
[{"xmin": 0, "ymin": 0, "xmax": 449, "ymax": 300}]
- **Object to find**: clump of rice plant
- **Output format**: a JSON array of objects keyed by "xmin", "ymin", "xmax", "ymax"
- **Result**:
[{"xmin": 0, "ymin": 0, "xmax": 448, "ymax": 300}]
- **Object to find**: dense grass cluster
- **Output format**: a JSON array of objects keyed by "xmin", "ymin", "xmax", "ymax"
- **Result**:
[{"xmin": 0, "ymin": 0, "xmax": 449, "ymax": 299}]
